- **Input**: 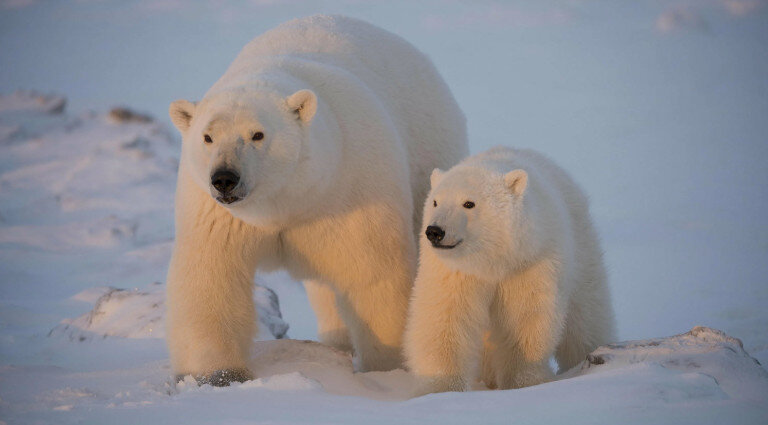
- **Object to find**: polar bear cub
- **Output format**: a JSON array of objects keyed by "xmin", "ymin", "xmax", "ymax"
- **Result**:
[{"xmin": 404, "ymin": 146, "xmax": 615, "ymax": 394}]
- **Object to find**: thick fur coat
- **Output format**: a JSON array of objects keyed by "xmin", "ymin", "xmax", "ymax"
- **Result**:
[
  {"xmin": 166, "ymin": 15, "xmax": 468, "ymax": 383},
  {"xmin": 404, "ymin": 147, "xmax": 615, "ymax": 394}
]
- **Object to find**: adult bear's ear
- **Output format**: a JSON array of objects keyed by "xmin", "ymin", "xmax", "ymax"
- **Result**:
[
  {"xmin": 430, "ymin": 168, "xmax": 444, "ymax": 187},
  {"xmin": 286, "ymin": 89, "xmax": 317, "ymax": 124},
  {"xmin": 169, "ymin": 100, "xmax": 196, "ymax": 132},
  {"xmin": 504, "ymin": 169, "xmax": 528, "ymax": 196}
]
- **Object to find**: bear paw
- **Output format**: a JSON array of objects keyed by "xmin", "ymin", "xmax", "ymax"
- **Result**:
[{"xmin": 176, "ymin": 368, "xmax": 253, "ymax": 387}]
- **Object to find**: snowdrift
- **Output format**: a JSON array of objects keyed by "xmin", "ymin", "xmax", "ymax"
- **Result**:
[
  {"xmin": 48, "ymin": 275, "xmax": 768, "ymax": 404},
  {"xmin": 562, "ymin": 326, "xmax": 768, "ymax": 402},
  {"xmin": 48, "ymin": 282, "xmax": 289, "ymax": 341},
  {"xmin": 51, "ymin": 283, "xmax": 768, "ymax": 404}
]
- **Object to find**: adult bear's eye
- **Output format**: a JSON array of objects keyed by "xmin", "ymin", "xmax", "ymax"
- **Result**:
[
  {"xmin": 433, "ymin": 200, "xmax": 437, "ymax": 207},
  {"xmin": 463, "ymin": 201, "xmax": 475, "ymax": 209},
  {"xmin": 252, "ymin": 132, "xmax": 264, "ymax": 141},
  {"xmin": 203, "ymin": 134, "xmax": 213, "ymax": 144}
]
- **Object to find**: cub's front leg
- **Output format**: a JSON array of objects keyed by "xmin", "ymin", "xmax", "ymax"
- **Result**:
[
  {"xmin": 166, "ymin": 170, "xmax": 266, "ymax": 386},
  {"xmin": 404, "ymin": 264, "xmax": 495, "ymax": 396},
  {"xmin": 488, "ymin": 259, "xmax": 565, "ymax": 389}
]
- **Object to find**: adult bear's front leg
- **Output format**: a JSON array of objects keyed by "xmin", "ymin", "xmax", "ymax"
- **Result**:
[{"xmin": 166, "ymin": 169, "xmax": 265, "ymax": 386}]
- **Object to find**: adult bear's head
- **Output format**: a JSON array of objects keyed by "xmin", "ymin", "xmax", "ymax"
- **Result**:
[{"xmin": 169, "ymin": 87, "xmax": 336, "ymax": 226}]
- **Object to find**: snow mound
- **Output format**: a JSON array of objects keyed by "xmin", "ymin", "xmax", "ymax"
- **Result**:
[
  {"xmin": 108, "ymin": 107, "xmax": 153, "ymax": 124},
  {"xmin": 0, "ymin": 90, "xmax": 66, "ymax": 114},
  {"xmin": 193, "ymin": 338, "xmax": 418, "ymax": 400},
  {"xmin": 167, "ymin": 327, "xmax": 768, "ymax": 407},
  {"xmin": 52, "ymin": 285, "xmax": 165, "ymax": 340},
  {"xmin": 565, "ymin": 326, "xmax": 768, "ymax": 402},
  {"xmin": 177, "ymin": 339, "xmax": 416, "ymax": 400},
  {"xmin": 0, "ymin": 90, "xmax": 178, "ymax": 255},
  {"xmin": 50, "ymin": 282, "xmax": 289, "ymax": 341},
  {"xmin": 239, "ymin": 371, "xmax": 323, "ymax": 391}
]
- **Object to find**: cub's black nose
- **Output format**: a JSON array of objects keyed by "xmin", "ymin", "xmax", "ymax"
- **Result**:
[
  {"xmin": 425, "ymin": 225, "xmax": 445, "ymax": 243},
  {"xmin": 211, "ymin": 169, "xmax": 240, "ymax": 194}
]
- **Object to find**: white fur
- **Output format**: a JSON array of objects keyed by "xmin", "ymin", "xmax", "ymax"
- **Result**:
[
  {"xmin": 166, "ymin": 15, "xmax": 468, "ymax": 378},
  {"xmin": 404, "ymin": 146, "xmax": 615, "ymax": 394}
]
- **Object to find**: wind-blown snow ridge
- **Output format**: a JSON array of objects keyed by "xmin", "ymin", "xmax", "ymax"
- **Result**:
[
  {"xmin": 49, "ymin": 282, "xmax": 289, "ymax": 340},
  {"xmin": 0, "ymin": 90, "xmax": 66, "ymax": 114},
  {"xmin": 563, "ymin": 326, "xmax": 768, "ymax": 402}
]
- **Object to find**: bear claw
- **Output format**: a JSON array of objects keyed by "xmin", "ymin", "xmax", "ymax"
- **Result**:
[{"xmin": 176, "ymin": 368, "xmax": 253, "ymax": 387}]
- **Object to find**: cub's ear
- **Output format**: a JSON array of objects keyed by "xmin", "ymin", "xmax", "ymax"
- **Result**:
[
  {"xmin": 430, "ymin": 168, "xmax": 444, "ymax": 187},
  {"xmin": 504, "ymin": 169, "xmax": 528, "ymax": 196},
  {"xmin": 169, "ymin": 100, "xmax": 196, "ymax": 132},
  {"xmin": 286, "ymin": 89, "xmax": 317, "ymax": 124}
]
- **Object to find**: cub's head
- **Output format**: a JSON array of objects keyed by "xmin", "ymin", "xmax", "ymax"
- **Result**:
[
  {"xmin": 169, "ymin": 89, "xmax": 317, "ymax": 223},
  {"xmin": 423, "ymin": 165, "xmax": 529, "ymax": 279}
]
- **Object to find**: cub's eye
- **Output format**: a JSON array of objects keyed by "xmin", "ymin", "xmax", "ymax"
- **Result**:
[
  {"xmin": 252, "ymin": 131, "xmax": 264, "ymax": 141},
  {"xmin": 433, "ymin": 200, "xmax": 437, "ymax": 207},
  {"xmin": 463, "ymin": 201, "xmax": 475, "ymax": 209},
  {"xmin": 203, "ymin": 134, "xmax": 213, "ymax": 144}
]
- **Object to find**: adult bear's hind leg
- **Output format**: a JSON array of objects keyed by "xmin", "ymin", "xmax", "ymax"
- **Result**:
[
  {"xmin": 304, "ymin": 279, "xmax": 353, "ymax": 353},
  {"xmin": 334, "ymin": 274, "xmax": 410, "ymax": 372}
]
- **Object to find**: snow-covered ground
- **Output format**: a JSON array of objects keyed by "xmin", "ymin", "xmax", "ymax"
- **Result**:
[{"xmin": 1, "ymin": 1, "xmax": 767, "ymax": 424}]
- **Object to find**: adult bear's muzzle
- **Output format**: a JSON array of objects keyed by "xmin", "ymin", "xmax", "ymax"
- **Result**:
[{"xmin": 211, "ymin": 168, "xmax": 241, "ymax": 204}]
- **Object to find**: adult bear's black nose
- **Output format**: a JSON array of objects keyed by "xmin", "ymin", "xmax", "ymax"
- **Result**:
[
  {"xmin": 211, "ymin": 169, "xmax": 240, "ymax": 194},
  {"xmin": 425, "ymin": 225, "xmax": 445, "ymax": 243}
]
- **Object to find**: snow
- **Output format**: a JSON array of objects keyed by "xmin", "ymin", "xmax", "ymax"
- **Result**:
[
  {"xmin": 1, "ymin": 2, "xmax": 768, "ymax": 424},
  {"xmin": 560, "ymin": 326, "xmax": 768, "ymax": 403},
  {"xmin": 48, "ymin": 283, "xmax": 288, "ymax": 341},
  {"xmin": 3, "ymin": 330, "xmax": 766, "ymax": 424}
]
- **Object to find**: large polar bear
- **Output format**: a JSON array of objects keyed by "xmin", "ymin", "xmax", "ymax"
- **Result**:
[
  {"xmin": 404, "ymin": 146, "xmax": 615, "ymax": 394},
  {"xmin": 165, "ymin": 15, "xmax": 468, "ymax": 385}
]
